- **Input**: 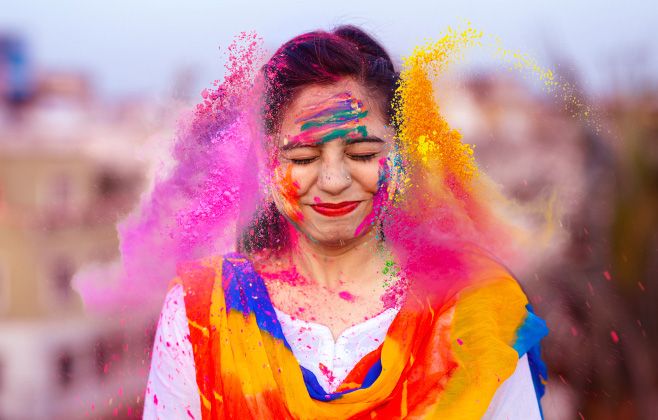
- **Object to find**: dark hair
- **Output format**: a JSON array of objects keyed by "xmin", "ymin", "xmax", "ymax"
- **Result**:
[
  {"xmin": 238, "ymin": 25, "xmax": 399, "ymax": 255},
  {"xmin": 263, "ymin": 25, "xmax": 399, "ymax": 135}
]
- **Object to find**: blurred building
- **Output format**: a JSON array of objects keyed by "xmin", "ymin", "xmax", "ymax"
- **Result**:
[
  {"xmin": 439, "ymin": 71, "xmax": 657, "ymax": 419},
  {"xmin": 0, "ymin": 34, "xmax": 166, "ymax": 419}
]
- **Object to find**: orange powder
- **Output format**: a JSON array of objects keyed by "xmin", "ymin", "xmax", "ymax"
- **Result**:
[{"xmin": 276, "ymin": 165, "xmax": 304, "ymax": 223}]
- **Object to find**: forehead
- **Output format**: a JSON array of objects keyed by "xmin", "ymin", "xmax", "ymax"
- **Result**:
[{"xmin": 281, "ymin": 78, "xmax": 381, "ymax": 130}]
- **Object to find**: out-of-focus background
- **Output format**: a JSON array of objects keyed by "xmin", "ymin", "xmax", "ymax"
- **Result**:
[{"xmin": 0, "ymin": 1, "xmax": 656, "ymax": 419}]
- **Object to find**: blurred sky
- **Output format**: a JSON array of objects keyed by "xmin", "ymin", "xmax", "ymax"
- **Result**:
[{"xmin": 1, "ymin": 0, "xmax": 656, "ymax": 99}]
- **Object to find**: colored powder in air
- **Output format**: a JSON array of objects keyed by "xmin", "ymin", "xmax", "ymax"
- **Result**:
[
  {"xmin": 77, "ymin": 32, "xmax": 269, "ymax": 309},
  {"xmin": 76, "ymin": 24, "xmax": 568, "ymax": 313},
  {"xmin": 381, "ymin": 23, "xmax": 567, "ymax": 301},
  {"xmin": 394, "ymin": 25, "xmax": 480, "ymax": 187}
]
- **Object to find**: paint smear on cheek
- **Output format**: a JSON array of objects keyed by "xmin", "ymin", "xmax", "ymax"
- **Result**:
[
  {"xmin": 277, "ymin": 165, "xmax": 304, "ymax": 222},
  {"xmin": 354, "ymin": 157, "xmax": 390, "ymax": 237}
]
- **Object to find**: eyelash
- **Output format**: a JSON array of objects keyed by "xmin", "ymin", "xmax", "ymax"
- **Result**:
[
  {"xmin": 291, "ymin": 157, "xmax": 317, "ymax": 165},
  {"xmin": 349, "ymin": 153, "xmax": 378, "ymax": 162},
  {"xmin": 290, "ymin": 153, "xmax": 378, "ymax": 165}
]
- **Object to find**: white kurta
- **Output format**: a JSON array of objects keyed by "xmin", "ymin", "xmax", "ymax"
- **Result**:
[{"xmin": 143, "ymin": 285, "xmax": 542, "ymax": 419}]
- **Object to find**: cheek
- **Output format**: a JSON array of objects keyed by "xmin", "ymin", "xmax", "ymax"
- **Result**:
[
  {"xmin": 274, "ymin": 163, "xmax": 314, "ymax": 198},
  {"xmin": 350, "ymin": 160, "xmax": 382, "ymax": 193},
  {"xmin": 291, "ymin": 166, "xmax": 317, "ymax": 197}
]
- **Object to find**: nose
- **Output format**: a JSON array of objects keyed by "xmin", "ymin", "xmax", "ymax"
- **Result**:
[{"xmin": 316, "ymin": 157, "xmax": 351, "ymax": 196}]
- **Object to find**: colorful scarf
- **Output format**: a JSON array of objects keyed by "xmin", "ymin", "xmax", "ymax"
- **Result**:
[{"xmin": 172, "ymin": 252, "xmax": 548, "ymax": 419}]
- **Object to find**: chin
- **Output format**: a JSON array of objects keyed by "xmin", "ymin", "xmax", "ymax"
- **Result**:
[{"xmin": 306, "ymin": 222, "xmax": 370, "ymax": 247}]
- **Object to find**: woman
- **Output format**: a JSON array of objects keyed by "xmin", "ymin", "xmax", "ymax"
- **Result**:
[{"xmin": 144, "ymin": 25, "xmax": 548, "ymax": 419}]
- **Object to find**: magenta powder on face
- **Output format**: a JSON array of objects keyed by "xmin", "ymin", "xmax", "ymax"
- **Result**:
[
  {"xmin": 354, "ymin": 157, "xmax": 389, "ymax": 237},
  {"xmin": 338, "ymin": 290, "xmax": 356, "ymax": 302}
]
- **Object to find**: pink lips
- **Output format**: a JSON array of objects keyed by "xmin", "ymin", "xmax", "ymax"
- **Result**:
[{"xmin": 310, "ymin": 201, "xmax": 360, "ymax": 217}]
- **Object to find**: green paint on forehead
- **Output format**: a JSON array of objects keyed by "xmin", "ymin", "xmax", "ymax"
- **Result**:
[{"xmin": 290, "ymin": 92, "xmax": 369, "ymax": 145}]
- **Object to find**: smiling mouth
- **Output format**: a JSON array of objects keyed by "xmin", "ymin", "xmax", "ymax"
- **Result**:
[{"xmin": 310, "ymin": 201, "xmax": 360, "ymax": 217}]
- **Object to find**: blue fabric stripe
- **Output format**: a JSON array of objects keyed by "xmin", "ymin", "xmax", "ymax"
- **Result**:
[
  {"xmin": 362, "ymin": 359, "xmax": 382, "ymax": 389},
  {"xmin": 513, "ymin": 304, "xmax": 549, "ymax": 419},
  {"xmin": 300, "ymin": 366, "xmax": 343, "ymax": 401},
  {"xmin": 512, "ymin": 304, "xmax": 549, "ymax": 356},
  {"xmin": 221, "ymin": 252, "xmax": 385, "ymax": 401},
  {"xmin": 222, "ymin": 253, "xmax": 289, "ymax": 345}
]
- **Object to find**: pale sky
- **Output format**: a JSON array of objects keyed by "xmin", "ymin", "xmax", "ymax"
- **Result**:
[{"xmin": 2, "ymin": 0, "xmax": 656, "ymax": 99}]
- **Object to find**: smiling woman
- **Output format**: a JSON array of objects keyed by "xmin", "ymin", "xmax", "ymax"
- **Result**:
[
  {"xmin": 272, "ymin": 82, "xmax": 393, "ymax": 245},
  {"xmin": 143, "ymin": 25, "xmax": 548, "ymax": 420}
]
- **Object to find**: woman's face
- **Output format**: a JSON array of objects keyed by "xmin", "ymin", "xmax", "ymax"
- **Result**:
[{"xmin": 271, "ymin": 78, "xmax": 395, "ymax": 247}]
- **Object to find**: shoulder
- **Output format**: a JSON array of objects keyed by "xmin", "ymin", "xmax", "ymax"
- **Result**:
[
  {"xmin": 453, "ymin": 253, "xmax": 529, "ymax": 317},
  {"xmin": 174, "ymin": 254, "xmax": 224, "ymax": 280},
  {"xmin": 451, "ymin": 250, "xmax": 549, "ymax": 357},
  {"xmin": 145, "ymin": 283, "xmax": 201, "ymax": 419},
  {"xmin": 172, "ymin": 252, "xmax": 247, "ymax": 292},
  {"xmin": 171, "ymin": 251, "xmax": 265, "ymax": 307},
  {"xmin": 154, "ymin": 284, "xmax": 189, "ymax": 344}
]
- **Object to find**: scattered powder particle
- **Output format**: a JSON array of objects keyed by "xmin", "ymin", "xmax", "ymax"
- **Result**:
[
  {"xmin": 381, "ymin": 274, "xmax": 409, "ymax": 309},
  {"xmin": 610, "ymin": 330, "xmax": 619, "ymax": 344},
  {"xmin": 603, "ymin": 271, "xmax": 611, "ymax": 281},
  {"xmin": 318, "ymin": 363, "xmax": 336, "ymax": 384},
  {"xmin": 456, "ymin": 338, "xmax": 464, "ymax": 346}
]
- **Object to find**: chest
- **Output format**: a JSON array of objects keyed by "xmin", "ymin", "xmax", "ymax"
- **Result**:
[{"xmin": 265, "ymin": 279, "xmax": 388, "ymax": 340}]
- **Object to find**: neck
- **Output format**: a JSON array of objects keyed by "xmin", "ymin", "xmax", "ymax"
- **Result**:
[{"xmin": 288, "ymin": 228, "xmax": 387, "ymax": 290}]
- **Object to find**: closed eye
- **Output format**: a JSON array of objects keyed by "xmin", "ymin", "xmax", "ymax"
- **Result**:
[
  {"xmin": 348, "ymin": 153, "xmax": 378, "ymax": 162},
  {"xmin": 290, "ymin": 157, "xmax": 318, "ymax": 165}
]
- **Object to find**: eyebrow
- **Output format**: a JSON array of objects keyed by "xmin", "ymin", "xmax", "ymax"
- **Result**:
[
  {"xmin": 345, "ymin": 136, "xmax": 384, "ymax": 145},
  {"xmin": 280, "ymin": 136, "xmax": 384, "ymax": 151}
]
